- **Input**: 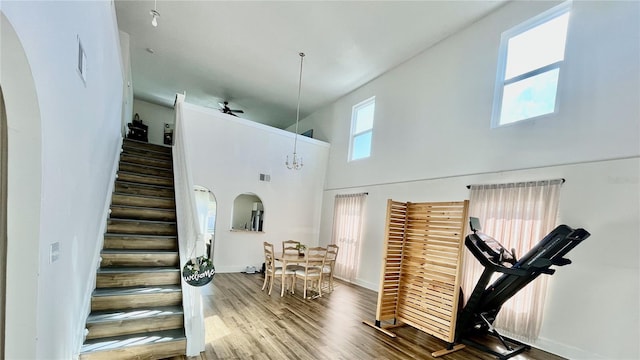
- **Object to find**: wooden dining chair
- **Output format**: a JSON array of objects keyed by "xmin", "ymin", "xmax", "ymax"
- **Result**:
[
  {"xmin": 282, "ymin": 239, "xmax": 303, "ymax": 271},
  {"xmin": 262, "ymin": 242, "xmax": 295, "ymax": 296},
  {"xmin": 282, "ymin": 240, "xmax": 300, "ymax": 255},
  {"xmin": 323, "ymin": 244, "xmax": 339, "ymax": 292},
  {"xmin": 294, "ymin": 247, "xmax": 326, "ymax": 299}
]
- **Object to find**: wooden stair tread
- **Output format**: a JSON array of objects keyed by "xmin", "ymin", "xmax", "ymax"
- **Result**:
[
  {"xmin": 112, "ymin": 192, "xmax": 176, "ymax": 203},
  {"xmin": 116, "ymin": 180, "xmax": 174, "ymax": 191},
  {"xmin": 111, "ymin": 196, "xmax": 175, "ymax": 212},
  {"xmin": 108, "ymin": 218, "xmax": 177, "ymax": 225},
  {"xmin": 111, "ymin": 204, "xmax": 176, "ymax": 214},
  {"xmin": 103, "ymin": 234, "xmax": 178, "ymax": 250},
  {"xmin": 87, "ymin": 306, "xmax": 183, "ymax": 324},
  {"xmin": 97, "ymin": 267, "xmax": 180, "ymax": 273},
  {"xmin": 80, "ymin": 328, "xmax": 185, "ymax": 353},
  {"xmin": 104, "ymin": 233, "xmax": 177, "ymax": 239},
  {"xmin": 122, "ymin": 146, "xmax": 172, "ymax": 159},
  {"xmin": 121, "ymin": 149, "xmax": 173, "ymax": 158},
  {"xmin": 123, "ymin": 139, "xmax": 172, "ymax": 153},
  {"xmin": 117, "ymin": 170, "xmax": 174, "ymax": 181},
  {"xmin": 93, "ymin": 285, "xmax": 182, "ymax": 297},
  {"xmin": 120, "ymin": 153, "xmax": 172, "ymax": 169},
  {"xmin": 101, "ymin": 249, "xmax": 178, "ymax": 255},
  {"xmin": 119, "ymin": 161, "xmax": 173, "ymax": 173},
  {"xmin": 119, "ymin": 163, "xmax": 174, "ymax": 179}
]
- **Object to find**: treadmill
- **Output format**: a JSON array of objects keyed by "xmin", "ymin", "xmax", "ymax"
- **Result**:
[{"xmin": 455, "ymin": 217, "xmax": 590, "ymax": 359}]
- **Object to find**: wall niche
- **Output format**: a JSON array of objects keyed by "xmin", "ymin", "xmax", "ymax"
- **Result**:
[{"xmin": 231, "ymin": 193, "xmax": 264, "ymax": 232}]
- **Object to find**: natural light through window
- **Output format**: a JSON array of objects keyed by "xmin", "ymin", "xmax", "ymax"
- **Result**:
[
  {"xmin": 349, "ymin": 97, "xmax": 375, "ymax": 161},
  {"xmin": 492, "ymin": 2, "xmax": 571, "ymax": 127}
]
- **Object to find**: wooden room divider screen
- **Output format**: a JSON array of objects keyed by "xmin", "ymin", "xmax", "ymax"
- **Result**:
[{"xmin": 364, "ymin": 199, "xmax": 469, "ymax": 355}]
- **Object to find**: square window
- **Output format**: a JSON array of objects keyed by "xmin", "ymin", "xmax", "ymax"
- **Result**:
[
  {"xmin": 352, "ymin": 131, "xmax": 372, "ymax": 160},
  {"xmin": 349, "ymin": 97, "xmax": 375, "ymax": 161},
  {"xmin": 500, "ymin": 68, "xmax": 560, "ymax": 125},
  {"xmin": 492, "ymin": 2, "xmax": 571, "ymax": 127}
]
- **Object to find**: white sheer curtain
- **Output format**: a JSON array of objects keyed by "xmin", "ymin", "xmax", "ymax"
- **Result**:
[
  {"xmin": 461, "ymin": 179, "xmax": 563, "ymax": 341},
  {"xmin": 331, "ymin": 193, "xmax": 367, "ymax": 282}
]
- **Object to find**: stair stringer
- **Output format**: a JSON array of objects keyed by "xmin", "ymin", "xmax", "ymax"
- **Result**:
[{"xmin": 75, "ymin": 135, "xmax": 123, "ymax": 358}]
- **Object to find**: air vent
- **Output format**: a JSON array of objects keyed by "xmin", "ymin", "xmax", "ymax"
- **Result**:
[{"xmin": 259, "ymin": 173, "xmax": 271, "ymax": 182}]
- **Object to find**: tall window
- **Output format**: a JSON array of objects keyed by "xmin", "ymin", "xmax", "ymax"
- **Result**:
[
  {"xmin": 492, "ymin": 2, "xmax": 571, "ymax": 127},
  {"xmin": 331, "ymin": 193, "xmax": 367, "ymax": 282},
  {"xmin": 349, "ymin": 97, "xmax": 375, "ymax": 161},
  {"xmin": 461, "ymin": 179, "xmax": 563, "ymax": 341}
]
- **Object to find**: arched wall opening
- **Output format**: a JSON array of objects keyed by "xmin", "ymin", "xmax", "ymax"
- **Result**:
[
  {"xmin": 194, "ymin": 185, "xmax": 217, "ymax": 260},
  {"xmin": 0, "ymin": 13, "xmax": 43, "ymax": 359}
]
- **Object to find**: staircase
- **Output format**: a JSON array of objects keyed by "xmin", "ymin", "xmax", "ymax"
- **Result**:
[{"xmin": 80, "ymin": 139, "xmax": 186, "ymax": 360}]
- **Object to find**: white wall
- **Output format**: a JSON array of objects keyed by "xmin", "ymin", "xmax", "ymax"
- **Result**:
[
  {"xmin": 181, "ymin": 104, "xmax": 329, "ymax": 273},
  {"xmin": 1, "ymin": 1, "xmax": 124, "ymax": 359},
  {"xmin": 132, "ymin": 98, "xmax": 174, "ymax": 145},
  {"xmin": 120, "ymin": 31, "xmax": 134, "ymax": 137},
  {"xmin": 301, "ymin": 1, "xmax": 639, "ymax": 359}
]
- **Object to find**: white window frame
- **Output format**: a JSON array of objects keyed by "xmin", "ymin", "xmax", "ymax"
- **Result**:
[
  {"xmin": 491, "ymin": 1, "xmax": 572, "ymax": 128},
  {"xmin": 349, "ymin": 96, "xmax": 375, "ymax": 161}
]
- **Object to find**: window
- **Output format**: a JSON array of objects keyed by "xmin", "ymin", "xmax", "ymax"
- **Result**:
[
  {"xmin": 463, "ymin": 179, "xmax": 563, "ymax": 341},
  {"xmin": 331, "ymin": 193, "xmax": 367, "ymax": 282},
  {"xmin": 349, "ymin": 97, "xmax": 375, "ymax": 161},
  {"xmin": 492, "ymin": 2, "xmax": 571, "ymax": 127}
]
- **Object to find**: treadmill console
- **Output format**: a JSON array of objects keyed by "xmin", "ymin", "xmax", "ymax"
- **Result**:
[
  {"xmin": 475, "ymin": 232, "xmax": 517, "ymax": 265},
  {"xmin": 468, "ymin": 217, "xmax": 516, "ymax": 265}
]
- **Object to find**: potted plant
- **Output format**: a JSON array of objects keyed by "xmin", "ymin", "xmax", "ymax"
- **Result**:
[{"xmin": 295, "ymin": 244, "xmax": 306, "ymax": 256}]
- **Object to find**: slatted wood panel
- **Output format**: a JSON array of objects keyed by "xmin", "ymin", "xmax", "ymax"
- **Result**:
[
  {"xmin": 375, "ymin": 200, "xmax": 408, "ymax": 322},
  {"xmin": 374, "ymin": 199, "xmax": 468, "ymax": 344}
]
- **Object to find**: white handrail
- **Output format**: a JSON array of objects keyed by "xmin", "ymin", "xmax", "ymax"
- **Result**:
[{"xmin": 172, "ymin": 93, "xmax": 206, "ymax": 355}]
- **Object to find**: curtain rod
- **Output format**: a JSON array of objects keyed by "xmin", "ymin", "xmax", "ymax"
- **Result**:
[
  {"xmin": 466, "ymin": 178, "xmax": 565, "ymax": 189},
  {"xmin": 336, "ymin": 192, "xmax": 368, "ymax": 197}
]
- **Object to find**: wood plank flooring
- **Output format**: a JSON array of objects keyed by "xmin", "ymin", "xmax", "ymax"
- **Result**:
[{"xmin": 180, "ymin": 273, "xmax": 565, "ymax": 360}]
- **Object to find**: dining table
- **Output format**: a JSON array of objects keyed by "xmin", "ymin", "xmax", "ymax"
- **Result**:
[{"xmin": 274, "ymin": 252, "xmax": 306, "ymax": 297}]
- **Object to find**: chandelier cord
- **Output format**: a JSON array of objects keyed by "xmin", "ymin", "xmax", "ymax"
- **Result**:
[
  {"xmin": 293, "ymin": 52, "xmax": 305, "ymax": 155},
  {"xmin": 286, "ymin": 52, "xmax": 305, "ymax": 170}
]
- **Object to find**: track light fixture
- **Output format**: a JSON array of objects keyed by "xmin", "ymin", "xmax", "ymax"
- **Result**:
[{"xmin": 150, "ymin": 0, "xmax": 160, "ymax": 27}]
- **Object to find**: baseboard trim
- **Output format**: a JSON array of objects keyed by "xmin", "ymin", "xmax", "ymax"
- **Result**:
[
  {"xmin": 216, "ymin": 266, "xmax": 255, "ymax": 273},
  {"xmin": 532, "ymin": 335, "xmax": 607, "ymax": 360},
  {"xmin": 352, "ymin": 278, "xmax": 377, "ymax": 291}
]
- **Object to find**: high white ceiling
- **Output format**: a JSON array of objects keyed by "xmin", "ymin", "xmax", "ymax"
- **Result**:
[{"xmin": 115, "ymin": 1, "xmax": 507, "ymax": 129}]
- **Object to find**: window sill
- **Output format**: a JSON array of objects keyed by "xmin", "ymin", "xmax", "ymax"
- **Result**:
[{"xmin": 230, "ymin": 229, "xmax": 265, "ymax": 234}]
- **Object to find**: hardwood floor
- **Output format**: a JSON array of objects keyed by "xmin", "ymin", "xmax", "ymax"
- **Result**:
[{"xmin": 182, "ymin": 273, "xmax": 565, "ymax": 360}]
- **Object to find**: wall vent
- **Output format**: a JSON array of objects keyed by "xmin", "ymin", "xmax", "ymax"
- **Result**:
[{"xmin": 259, "ymin": 173, "xmax": 271, "ymax": 182}]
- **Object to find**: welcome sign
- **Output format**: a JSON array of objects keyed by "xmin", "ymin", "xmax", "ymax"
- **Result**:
[{"xmin": 182, "ymin": 256, "xmax": 215, "ymax": 287}]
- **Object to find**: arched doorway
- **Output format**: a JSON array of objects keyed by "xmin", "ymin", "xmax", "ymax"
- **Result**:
[
  {"xmin": 194, "ymin": 186, "xmax": 217, "ymax": 260},
  {"xmin": 1, "ymin": 13, "xmax": 43, "ymax": 359}
]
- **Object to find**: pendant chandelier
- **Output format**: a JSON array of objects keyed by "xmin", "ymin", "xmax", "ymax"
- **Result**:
[{"xmin": 286, "ymin": 52, "xmax": 305, "ymax": 170}]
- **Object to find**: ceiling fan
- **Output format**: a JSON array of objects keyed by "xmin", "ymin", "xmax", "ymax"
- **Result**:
[{"xmin": 218, "ymin": 101, "xmax": 244, "ymax": 117}]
